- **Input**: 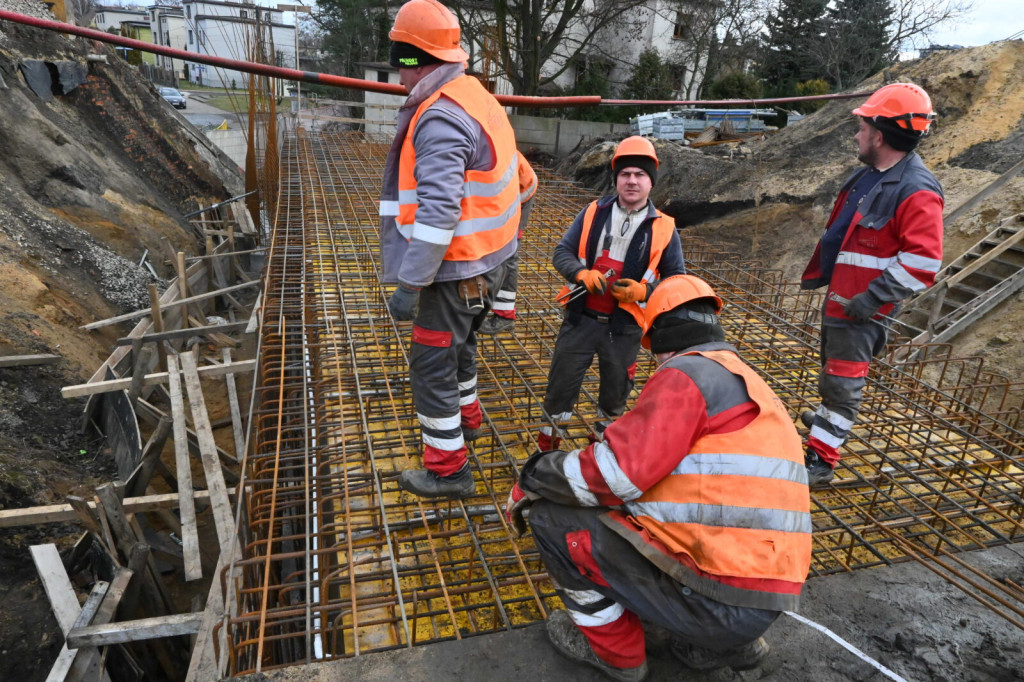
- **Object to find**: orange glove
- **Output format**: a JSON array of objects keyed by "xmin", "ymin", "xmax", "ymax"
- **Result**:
[
  {"xmin": 611, "ymin": 278, "xmax": 648, "ymax": 303},
  {"xmin": 575, "ymin": 269, "xmax": 608, "ymax": 295}
]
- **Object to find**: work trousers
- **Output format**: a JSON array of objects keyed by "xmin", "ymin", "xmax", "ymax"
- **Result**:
[
  {"xmin": 410, "ymin": 263, "xmax": 504, "ymax": 476},
  {"xmin": 806, "ymin": 319, "xmax": 890, "ymax": 466},
  {"xmin": 542, "ymin": 315, "xmax": 642, "ymax": 433},
  {"xmin": 529, "ymin": 501, "xmax": 778, "ymax": 669}
]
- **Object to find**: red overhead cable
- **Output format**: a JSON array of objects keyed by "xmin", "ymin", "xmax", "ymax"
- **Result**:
[{"xmin": 0, "ymin": 9, "xmax": 869, "ymax": 109}]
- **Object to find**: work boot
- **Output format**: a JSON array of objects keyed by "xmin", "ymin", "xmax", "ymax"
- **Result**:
[
  {"xmin": 588, "ymin": 419, "xmax": 614, "ymax": 443},
  {"xmin": 462, "ymin": 425, "xmax": 483, "ymax": 442},
  {"xmin": 398, "ymin": 464, "xmax": 475, "ymax": 499},
  {"xmin": 537, "ymin": 431, "xmax": 562, "ymax": 452},
  {"xmin": 800, "ymin": 409, "xmax": 816, "ymax": 429},
  {"xmin": 804, "ymin": 449, "xmax": 835, "ymax": 488},
  {"xmin": 478, "ymin": 315, "xmax": 515, "ymax": 335},
  {"xmin": 672, "ymin": 635, "xmax": 769, "ymax": 672},
  {"xmin": 546, "ymin": 610, "xmax": 648, "ymax": 682}
]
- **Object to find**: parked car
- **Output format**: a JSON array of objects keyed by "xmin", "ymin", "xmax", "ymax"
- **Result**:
[{"xmin": 160, "ymin": 87, "xmax": 187, "ymax": 110}]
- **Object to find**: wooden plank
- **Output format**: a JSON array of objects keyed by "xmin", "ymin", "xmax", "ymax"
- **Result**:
[
  {"xmin": 0, "ymin": 354, "xmax": 61, "ymax": 368},
  {"xmin": 80, "ymin": 281, "xmax": 260, "ymax": 330},
  {"xmin": 245, "ymin": 291, "xmax": 262, "ymax": 333},
  {"xmin": 0, "ymin": 488, "xmax": 237, "ymax": 528},
  {"xmin": 148, "ymin": 284, "xmax": 168, "ymax": 374},
  {"xmin": 135, "ymin": 398, "xmax": 240, "ymax": 478},
  {"xmin": 222, "ymin": 348, "xmax": 246, "ymax": 462},
  {"xmin": 30, "ymin": 544, "xmax": 79, "ymax": 632},
  {"xmin": 177, "ymin": 252, "xmax": 190, "ymax": 331},
  {"xmin": 125, "ymin": 416, "xmax": 173, "ymax": 498},
  {"xmin": 185, "ymin": 555, "xmax": 228, "ymax": 682},
  {"xmin": 168, "ymin": 356, "xmax": 202, "ymax": 581},
  {"xmin": 70, "ymin": 581, "xmax": 110, "ymax": 632},
  {"xmin": 179, "ymin": 352, "xmax": 237, "ymax": 556},
  {"xmin": 61, "ymin": 359, "xmax": 257, "ymax": 399},
  {"xmin": 68, "ymin": 612, "xmax": 202, "ymax": 648},
  {"xmin": 115, "ymin": 321, "xmax": 248, "ymax": 346},
  {"xmin": 944, "ymin": 157, "xmax": 1024, "ymax": 228}
]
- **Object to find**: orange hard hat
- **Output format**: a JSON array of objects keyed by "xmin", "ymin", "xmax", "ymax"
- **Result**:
[
  {"xmin": 612, "ymin": 135, "xmax": 659, "ymax": 169},
  {"xmin": 389, "ymin": 0, "xmax": 469, "ymax": 64},
  {"xmin": 852, "ymin": 82, "xmax": 936, "ymax": 134},
  {"xmin": 641, "ymin": 275, "xmax": 722, "ymax": 350}
]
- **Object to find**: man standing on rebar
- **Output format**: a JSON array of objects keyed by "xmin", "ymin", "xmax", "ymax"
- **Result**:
[
  {"xmin": 536, "ymin": 136, "xmax": 685, "ymax": 450},
  {"xmin": 505, "ymin": 275, "xmax": 812, "ymax": 681},
  {"xmin": 800, "ymin": 83, "xmax": 944, "ymax": 488},
  {"xmin": 478, "ymin": 151, "xmax": 538, "ymax": 335},
  {"xmin": 380, "ymin": 0, "xmax": 521, "ymax": 498}
]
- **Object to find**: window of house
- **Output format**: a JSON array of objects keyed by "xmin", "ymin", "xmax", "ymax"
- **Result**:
[
  {"xmin": 188, "ymin": 29, "xmax": 193, "ymax": 44},
  {"xmin": 673, "ymin": 12, "xmax": 691, "ymax": 40},
  {"xmin": 377, "ymin": 70, "xmax": 389, "ymax": 83},
  {"xmin": 186, "ymin": 6, "xmax": 190, "ymax": 19},
  {"xmin": 240, "ymin": 9, "xmax": 248, "ymax": 18}
]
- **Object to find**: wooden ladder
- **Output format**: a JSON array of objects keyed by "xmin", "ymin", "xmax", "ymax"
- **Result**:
[{"xmin": 901, "ymin": 213, "xmax": 1024, "ymax": 345}]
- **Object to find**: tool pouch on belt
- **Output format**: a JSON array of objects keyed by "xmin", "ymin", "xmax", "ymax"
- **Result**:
[{"xmin": 458, "ymin": 276, "xmax": 489, "ymax": 311}]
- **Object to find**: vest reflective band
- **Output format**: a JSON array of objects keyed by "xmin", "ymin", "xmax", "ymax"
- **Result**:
[
  {"xmin": 631, "ymin": 350, "xmax": 812, "ymax": 587},
  {"xmin": 557, "ymin": 201, "xmax": 676, "ymax": 325},
  {"xmin": 397, "ymin": 75, "xmax": 520, "ymax": 262}
]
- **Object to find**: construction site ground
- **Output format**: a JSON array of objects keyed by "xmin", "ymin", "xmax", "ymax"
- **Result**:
[{"xmin": 1, "ymin": 3, "xmax": 1023, "ymax": 678}]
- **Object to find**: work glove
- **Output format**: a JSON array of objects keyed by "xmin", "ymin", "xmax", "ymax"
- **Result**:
[
  {"xmin": 843, "ymin": 291, "xmax": 883, "ymax": 322},
  {"xmin": 611, "ymin": 278, "xmax": 648, "ymax": 303},
  {"xmin": 387, "ymin": 283, "xmax": 421, "ymax": 321},
  {"xmin": 575, "ymin": 268, "xmax": 608, "ymax": 295},
  {"xmin": 504, "ymin": 481, "xmax": 539, "ymax": 538}
]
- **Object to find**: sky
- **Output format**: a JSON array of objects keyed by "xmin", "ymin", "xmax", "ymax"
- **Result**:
[{"xmin": 908, "ymin": 0, "xmax": 1023, "ymax": 50}]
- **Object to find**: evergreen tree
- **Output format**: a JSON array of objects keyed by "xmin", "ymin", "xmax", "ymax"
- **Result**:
[
  {"xmin": 621, "ymin": 49, "xmax": 676, "ymax": 121},
  {"xmin": 825, "ymin": 0, "xmax": 895, "ymax": 89},
  {"xmin": 758, "ymin": 0, "xmax": 828, "ymax": 96}
]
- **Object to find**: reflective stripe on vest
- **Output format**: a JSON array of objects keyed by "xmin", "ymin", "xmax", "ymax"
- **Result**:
[
  {"xmin": 628, "ymin": 350, "xmax": 812, "ymax": 586},
  {"xmin": 396, "ymin": 75, "xmax": 520, "ymax": 262},
  {"xmin": 557, "ymin": 201, "xmax": 675, "ymax": 325}
]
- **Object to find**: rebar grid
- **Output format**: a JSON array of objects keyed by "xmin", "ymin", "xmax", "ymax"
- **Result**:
[{"xmin": 227, "ymin": 130, "xmax": 1024, "ymax": 674}]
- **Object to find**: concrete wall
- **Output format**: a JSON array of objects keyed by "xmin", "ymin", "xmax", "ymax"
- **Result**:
[
  {"xmin": 205, "ymin": 128, "xmax": 247, "ymax": 171},
  {"xmin": 511, "ymin": 115, "xmax": 630, "ymax": 156}
]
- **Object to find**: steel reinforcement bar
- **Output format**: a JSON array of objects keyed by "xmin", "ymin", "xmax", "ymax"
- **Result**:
[{"xmin": 226, "ymin": 130, "xmax": 1024, "ymax": 674}]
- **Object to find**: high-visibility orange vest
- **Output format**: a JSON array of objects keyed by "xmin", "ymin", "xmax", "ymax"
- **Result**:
[
  {"xmin": 397, "ymin": 75, "xmax": 520, "ymax": 262},
  {"xmin": 629, "ymin": 349, "xmax": 811, "ymax": 589},
  {"xmin": 557, "ymin": 200, "xmax": 676, "ymax": 326},
  {"xmin": 517, "ymin": 151, "xmax": 537, "ymax": 203}
]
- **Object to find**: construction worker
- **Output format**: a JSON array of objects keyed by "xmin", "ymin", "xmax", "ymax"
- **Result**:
[
  {"xmin": 505, "ymin": 275, "xmax": 812, "ymax": 682},
  {"xmin": 478, "ymin": 151, "xmax": 538, "ymax": 335},
  {"xmin": 801, "ymin": 82, "xmax": 944, "ymax": 487},
  {"xmin": 380, "ymin": 0, "xmax": 521, "ymax": 498},
  {"xmin": 537, "ymin": 136, "xmax": 685, "ymax": 450}
]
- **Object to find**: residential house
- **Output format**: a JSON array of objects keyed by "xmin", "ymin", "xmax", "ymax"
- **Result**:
[
  {"xmin": 93, "ymin": 5, "xmax": 148, "ymax": 33},
  {"xmin": 121, "ymin": 20, "xmax": 157, "ymax": 65},
  {"xmin": 148, "ymin": 5, "xmax": 187, "ymax": 79},
  {"xmin": 182, "ymin": 0, "xmax": 296, "ymax": 90}
]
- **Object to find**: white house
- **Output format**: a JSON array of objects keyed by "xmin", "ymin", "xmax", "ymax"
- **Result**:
[
  {"xmin": 181, "ymin": 0, "xmax": 296, "ymax": 90},
  {"xmin": 148, "ymin": 5, "xmax": 187, "ymax": 79},
  {"xmin": 93, "ymin": 5, "xmax": 148, "ymax": 33}
]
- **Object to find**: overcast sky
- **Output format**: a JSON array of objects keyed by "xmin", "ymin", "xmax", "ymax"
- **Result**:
[{"xmin": 914, "ymin": 0, "xmax": 1023, "ymax": 49}]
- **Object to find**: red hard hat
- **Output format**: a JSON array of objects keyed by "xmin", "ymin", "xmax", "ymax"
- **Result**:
[
  {"xmin": 641, "ymin": 275, "xmax": 722, "ymax": 350},
  {"xmin": 852, "ymin": 82, "xmax": 936, "ymax": 134},
  {"xmin": 389, "ymin": 0, "xmax": 469, "ymax": 64}
]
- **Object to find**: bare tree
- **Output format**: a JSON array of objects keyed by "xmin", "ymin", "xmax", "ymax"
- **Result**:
[
  {"xmin": 449, "ymin": 0, "xmax": 650, "ymax": 97},
  {"xmin": 67, "ymin": 0, "xmax": 98, "ymax": 27},
  {"xmin": 889, "ymin": 0, "xmax": 973, "ymax": 50}
]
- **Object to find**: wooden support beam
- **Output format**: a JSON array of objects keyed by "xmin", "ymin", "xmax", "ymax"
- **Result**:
[
  {"xmin": 180, "ymin": 353, "xmax": 237, "ymax": 556},
  {"xmin": 222, "ymin": 348, "xmax": 246, "ymax": 462},
  {"xmin": 68, "ymin": 612, "xmax": 202, "ymax": 648},
  {"xmin": 80, "ymin": 281, "xmax": 260, "ymax": 330},
  {"xmin": 0, "ymin": 354, "xmax": 61, "ymax": 368},
  {"xmin": 61, "ymin": 359, "xmax": 256, "ymax": 398},
  {"xmin": 168, "ymin": 356, "xmax": 202, "ymax": 581},
  {"xmin": 147, "ymin": 284, "xmax": 168, "ymax": 374},
  {"xmin": 114, "ymin": 322, "xmax": 249, "ymax": 346},
  {"xmin": 125, "ymin": 416, "xmax": 173, "ymax": 498},
  {"xmin": 0, "ymin": 490, "xmax": 238, "ymax": 529}
]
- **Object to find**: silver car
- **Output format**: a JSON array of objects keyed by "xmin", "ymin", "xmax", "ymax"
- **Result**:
[{"xmin": 160, "ymin": 87, "xmax": 187, "ymax": 109}]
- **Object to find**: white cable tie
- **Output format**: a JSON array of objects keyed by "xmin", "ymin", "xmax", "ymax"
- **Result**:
[{"xmin": 784, "ymin": 610, "xmax": 909, "ymax": 682}]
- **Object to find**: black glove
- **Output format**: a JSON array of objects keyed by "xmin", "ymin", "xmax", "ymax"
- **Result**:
[
  {"xmin": 844, "ymin": 291, "xmax": 883, "ymax": 322},
  {"xmin": 387, "ymin": 283, "xmax": 421, "ymax": 321}
]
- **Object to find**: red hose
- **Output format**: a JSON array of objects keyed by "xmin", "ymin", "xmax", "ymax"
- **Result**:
[{"xmin": 0, "ymin": 9, "xmax": 867, "ymax": 109}]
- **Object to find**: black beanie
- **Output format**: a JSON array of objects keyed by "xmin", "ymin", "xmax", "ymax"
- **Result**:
[
  {"xmin": 613, "ymin": 154, "xmax": 657, "ymax": 186},
  {"xmin": 864, "ymin": 116, "xmax": 923, "ymax": 152},
  {"xmin": 648, "ymin": 299, "xmax": 725, "ymax": 354},
  {"xmin": 390, "ymin": 41, "xmax": 444, "ymax": 69}
]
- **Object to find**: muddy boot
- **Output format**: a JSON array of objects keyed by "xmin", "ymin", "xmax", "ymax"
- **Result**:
[
  {"xmin": 672, "ymin": 635, "xmax": 769, "ymax": 672},
  {"xmin": 478, "ymin": 315, "xmax": 515, "ymax": 335},
  {"xmin": 398, "ymin": 464, "xmax": 475, "ymax": 499},
  {"xmin": 800, "ymin": 409, "xmax": 815, "ymax": 429},
  {"xmin": 804, "ymin": 449, "xmax": 835, "ymax": 488},
  {"xmin": 462, "ymin": 424, "xmax": 483, "ymax": 442},
  {"xmin": 546, "ymin": 610, "xmax": 648, "ymax": 682}
]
